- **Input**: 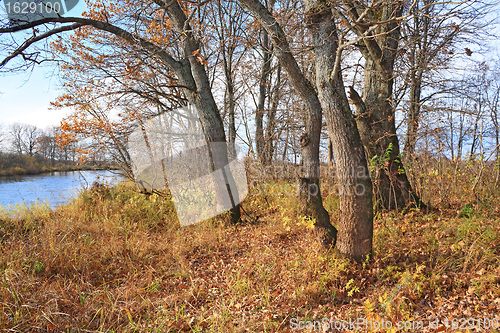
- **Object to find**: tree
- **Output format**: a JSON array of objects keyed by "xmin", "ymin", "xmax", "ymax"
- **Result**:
[
  {"xmin": 37, "ymin": 127, "xmax": 59, "ymax": 162},
  {"xmin": 0, "ymin": 0, "xmax": 241, "ymax": 223},
  {"xmin": 9, "ymin": 123, "xmax": 25, "ymax": 154},
  {"xmin": 304, "ymin": 0, "xmax": 373, "ymax": 260},
  {"xmin": 254, "ymin": 3, "xmax": 273, "ymax": 163},
  {"xmin": 8, "ymin": 123, "xmax": 40, "ymax": 155},
  {"xmin": 0, "ymin": 124, "xmax": 4, "ymax": 149},
  {"xmin": 399, "ymin": 0, "xmax": 491, "ymax": 165},
  {"xmin": 57, "ymin": 102, "xmax": 134, "ymax": 176},
  {"xmin": 240, "ymin": 0, "xmax": 373, "ymax": 260},
  {"xmin": 23, "ymin": 124, "xmax": 41, "ymax": 156},
  {"xmin": 1, "ymin": 0, "xmax": 377, "ymax": 260},
  {"xmin": 335, "ymin": 0, "xmax": 494, "ymax": 210},
  {"xmin": 328, "ymin": 0, "xmax": 419, "ymax": 210},
  {"xmin": 210, "ymin": 0, "xmax": 250, "ymax": 159},
  {"xmin": 487, "ymin": 70, "xmax": 500, "ymax": 185},
  {"xmin": 261, "ymin": 64, "xmax": 281, "ymax": 164}
]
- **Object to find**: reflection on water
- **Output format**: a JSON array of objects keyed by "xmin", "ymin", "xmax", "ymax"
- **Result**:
[{"xmin": 0, "ymin": 170, "xmax": 123, "ymax": 209}]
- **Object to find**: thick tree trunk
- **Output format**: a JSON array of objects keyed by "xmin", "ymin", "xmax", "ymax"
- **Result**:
[
  {"xmin": 239, "ymin": 0, "xmax": 336, "ymax": 246},
  {"xmin": 306, "ymin": 0, "xmax": 373, "ymax": 261},
  {"xmin": 359, "ymin": 59, "xmax": 417, "ymax": 210}
]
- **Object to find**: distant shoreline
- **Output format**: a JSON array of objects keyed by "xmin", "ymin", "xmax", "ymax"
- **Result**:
[
  {"xmin": 0, "ymin": 164, "xmax": 119, "ymax": 177},
  {"xmin": 0, "ymin": 151, "xmax": 120, "ymax": 178}
]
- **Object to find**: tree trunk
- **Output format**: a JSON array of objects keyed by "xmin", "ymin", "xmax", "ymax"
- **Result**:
[
  {"xmin": 223, "ymin": 52, "xmax": 237, "ymax": 159},
  {"xmin": 457, "ymin": 111, "xmax": 464, "ymax": 160},
  {"xmin": 239, "ymin": 0, "xmax": 336, "ymax": 246},
  {"xmin": 469, "ymin": 112, "xmax": 480, "ymax": 161},
  {"xmin": 297, "ymin": 108, "xmax": 335, "ymax": 246},
  {"xmin": 165, "ymin": 0, "xmax": 241, "ymax": 223},
  {"xmin": 263, "ymin": 64, "xmax": 280, "ymax": 164},
  {"xmin": 306, "ymin": 0, "xmax": 373, "ymax": 261},
  {"xmin": 496, "ymin": 128, "xmax": 500, "ymax": 186},
  {"xmin": 186, "ymin": 79, "xmax": 241, "ymax": 224},
  {"xmin": 403, "ymin": 68, "xmax": 424, "ymax": 164},
  {"xmin": 359, "ymin": 59, "xmax": 418, "ymax": 210},
  {"xmin": 339, "ymin": 0, "xmax": 421, "ymax": 210},
  {"xmin": 448, "ymin": 111, "xmax": 455, "ymax": 160},
  {"xmin": 256, "ymin": 29, "xmax": 272, "ymax": 161},
  {"xmin": 493, "ymin": 112, "xmax": 500, "ymax": 186}
]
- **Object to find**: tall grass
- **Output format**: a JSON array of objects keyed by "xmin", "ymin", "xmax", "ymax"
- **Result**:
[{"xmin": 0, "ymin": 160, "xmax": 499, "ymax": 332}]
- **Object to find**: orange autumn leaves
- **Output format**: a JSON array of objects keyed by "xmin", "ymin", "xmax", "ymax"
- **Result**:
[
  {"xmin": 51, "ymin": 1, "xmax": 189, "ymax": 162},
  {"xmin": 56, "ymin": 106, "xmax": 143, "ymax": 163},
  {"xmin": 51, "ymin": 0, "xmax": 217, "ymax": 163},
  {"xmin": 192, "ymin": 49, "xmax": 208, "ymax": 65}
]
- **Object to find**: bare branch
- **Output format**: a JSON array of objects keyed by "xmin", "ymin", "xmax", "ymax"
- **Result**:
[
  {"xmin": 0, "ymin": 23, "xmax": 83, "ymax": 68},
  {"xmin": 0, "ymin": 17, "xmax": 182, "ymax": 73}
]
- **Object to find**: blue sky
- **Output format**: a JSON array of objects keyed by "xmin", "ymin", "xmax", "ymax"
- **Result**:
[
  {"xmin": 0, "ymin": 65, "xmax": 71, "ymax": 128},
  {"xmin": 0, "ymin": 1, "xmax": 87, "ymax": 129}
]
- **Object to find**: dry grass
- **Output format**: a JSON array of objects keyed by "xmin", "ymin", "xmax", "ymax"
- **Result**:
[{"xmin": 1, "ymin": 170, "xmax": 500, "ymax": 332}]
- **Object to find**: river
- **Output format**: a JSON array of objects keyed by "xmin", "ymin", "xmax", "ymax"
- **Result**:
[{"xmin": 0, "ymin": 170, "xmax": 123, "ymax": 209}]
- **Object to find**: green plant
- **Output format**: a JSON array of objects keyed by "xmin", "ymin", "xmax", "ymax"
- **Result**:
[
  {"xmin": 459, "ymin": 203, "xmax": 474, "ymax": 218},
  {"xmin": 369, "ymin": 142, "xmax": 394, "ymax": 172},
  {"xmin": 345, "ymin": 278, "xmax": 360, "ymax": 297},
  {"xmin": 144, "ymin": 279, "xmax": 161, "ymax": 292},
  {"xmin": 32, "ymin": 261, "xmax": 43, "ymax": 275}
]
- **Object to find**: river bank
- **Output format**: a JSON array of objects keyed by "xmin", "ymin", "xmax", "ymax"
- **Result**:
[
  {"xmin": 0, "ymin": 153, "xmax": 118, "ymax": 177},
  {"xmin": 0, "ymin": 163, "xmax": 118, "ymax": 177},
  {"xmin": 1, "ymin": 182, "xmax": 499, "ymax": 331}
]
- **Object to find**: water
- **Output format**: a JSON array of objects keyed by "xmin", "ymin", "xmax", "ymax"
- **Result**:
[{"xmin": 0, "ymin": 170, "xmax": 123, "ymax": 209}]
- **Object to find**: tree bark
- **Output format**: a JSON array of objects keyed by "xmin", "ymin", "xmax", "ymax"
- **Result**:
[
  {"xmin": 340, "ymin": 0, "xmax": 420, "ymax": 210},
  {"xmin": 239, "ymin": 0, "xmax": 336, "ymax": 246},
  {"xmin": 256, "ymin": 29, "xmax": 272, "ymax": 161},
  {"xmin": 305, "ymin": 0, "xmax": 373, "ymax": 261}
]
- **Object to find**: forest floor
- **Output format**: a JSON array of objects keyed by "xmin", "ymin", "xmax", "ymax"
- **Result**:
[{"xmin": 1, "ymin": 180, "xmax": 500, "ymax": 332}]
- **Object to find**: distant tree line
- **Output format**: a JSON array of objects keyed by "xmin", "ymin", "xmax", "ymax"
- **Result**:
[
  {"xmin": 0, "ymin": 123, "xmax": 76, "ymax": 159},
  {"xmin": 0, "ymin": 123, "xmax": 111, "ymax": 176}
]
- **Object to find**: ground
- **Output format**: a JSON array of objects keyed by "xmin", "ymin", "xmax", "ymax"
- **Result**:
[{"xmin": 1, "ymin": 176, "xmax": 500, "ymax": 332}]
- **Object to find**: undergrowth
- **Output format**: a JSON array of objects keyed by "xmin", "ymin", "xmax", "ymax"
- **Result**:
[{"xmin": 0, "ymin": 176, "xmax": 499, "ymax": 332}]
